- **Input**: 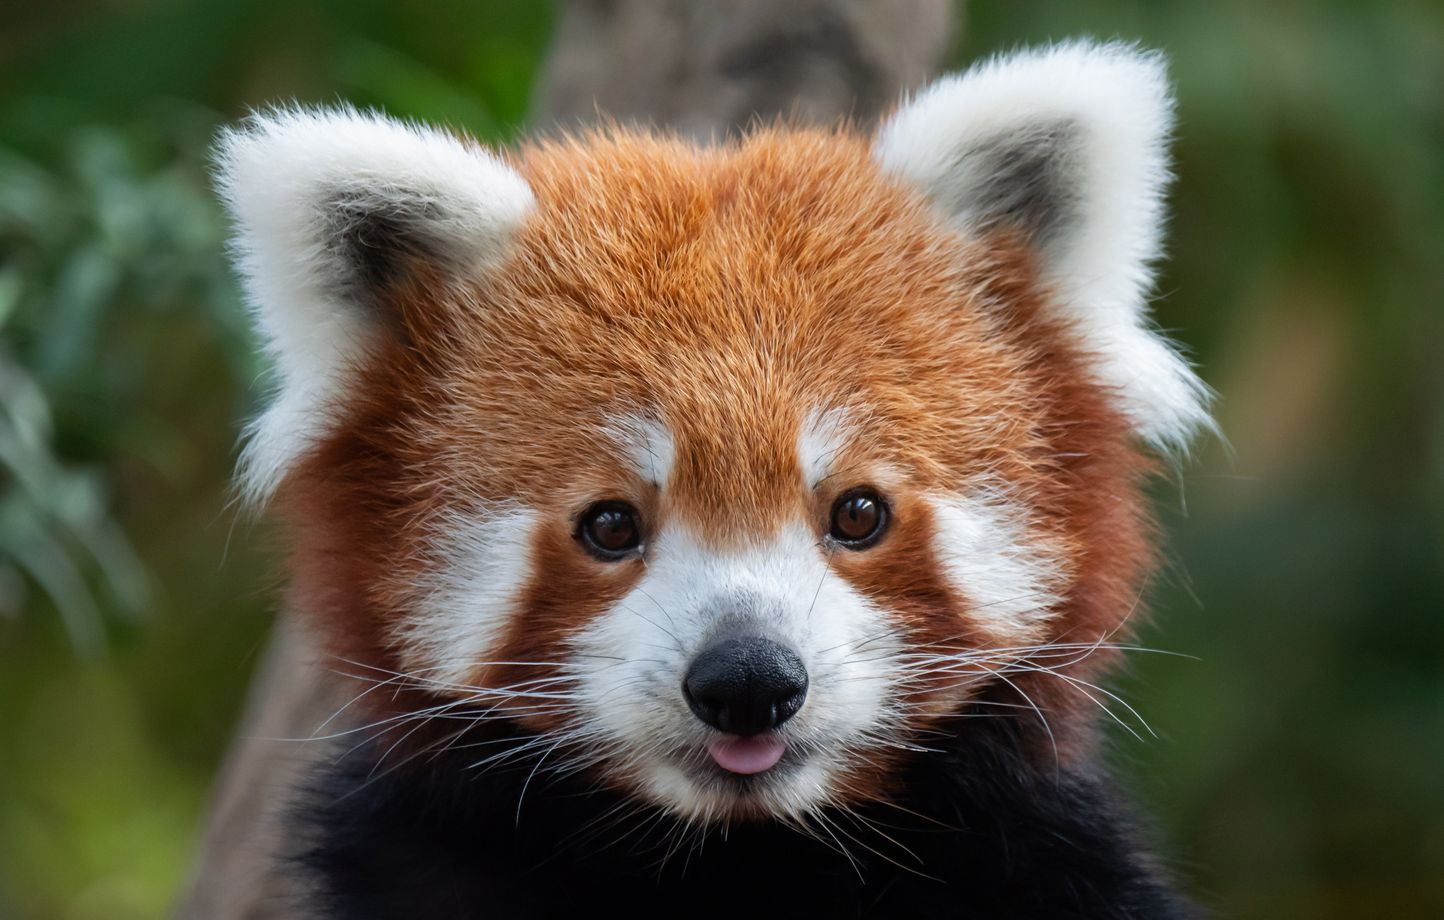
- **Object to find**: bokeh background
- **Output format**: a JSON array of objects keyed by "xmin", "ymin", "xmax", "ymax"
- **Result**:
[{"xmin": 2, "ymin": 1, "xmax": 1440, "ymax": 917}]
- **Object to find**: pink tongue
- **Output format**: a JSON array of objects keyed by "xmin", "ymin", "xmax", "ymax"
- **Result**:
[{"xmin": 708, "ymin": 733, "xmax": 787, "ymax": 775}]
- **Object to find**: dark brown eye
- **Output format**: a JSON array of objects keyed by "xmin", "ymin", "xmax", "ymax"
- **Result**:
[
  {"xmin": 829, "ymin": 489, "xmax": 888, "ymax": 548},
  {"xmin": 577, "ymin": 501, "xmax": 643, "ymax": 560}
]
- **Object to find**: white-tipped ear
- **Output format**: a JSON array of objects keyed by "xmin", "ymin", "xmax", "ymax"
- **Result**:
[
  {"xmin": 215, "ymin": 106, "xmax": 534, "ymax": 502},
  {"xmin": 874, "ymin": 41, "xmax": 1210, "ymax": 451}
]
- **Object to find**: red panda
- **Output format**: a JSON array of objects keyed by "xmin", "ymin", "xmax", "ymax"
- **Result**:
[{"xmin": 217, "ymin": 41, "xmax": 1208, "ymax": 919}]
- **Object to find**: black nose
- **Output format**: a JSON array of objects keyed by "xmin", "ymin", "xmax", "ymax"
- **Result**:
[{"xmin": 683, "ymin": 636, "xmax": 808, "ymax": 735}]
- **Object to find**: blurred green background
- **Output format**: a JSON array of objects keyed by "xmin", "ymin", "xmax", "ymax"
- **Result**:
[{"xmin": 1, "ymin": 1, "xmax": 1440, "ymax": 917}]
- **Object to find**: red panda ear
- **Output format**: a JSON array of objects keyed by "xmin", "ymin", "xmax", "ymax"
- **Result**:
[
  {"xmin": 873, "ymin": 41, "xmax": 1211, "ymax": 454},
  {"xmin": 214, "ymin": 107, "xmax": 533, "ymax": 503}
]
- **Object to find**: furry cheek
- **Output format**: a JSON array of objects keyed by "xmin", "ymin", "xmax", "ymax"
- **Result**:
[
  {"xmin": 394, "ymin": 503, "xmax": 645, "ymax": 703},
  {"xmin": 826, "ymin": 490, "xmax": 1070, "ymax": 719},
  {"xmin": 394, "ymin": 504, "xmax": 541, "ymax": 688},
  {"xmin": 925, "ymin": 490, "xmax": 1070, "ymax": 648}
]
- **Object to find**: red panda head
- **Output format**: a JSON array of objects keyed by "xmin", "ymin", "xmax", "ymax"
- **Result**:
[{"xmin": 218, "ymin": 42, "xmax": 1208, "ymax": 822}]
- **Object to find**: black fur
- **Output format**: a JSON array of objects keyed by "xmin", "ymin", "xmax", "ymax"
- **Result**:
[
  {"xmin": 290, "ymin": 712, "xmax": 1196, "ymax": 919},
  {"xmin": 938, "ymin": 119, "xmax": 1085, "ymax": 251},
  {"xmin": 324, "ymin": 190, "xmax": 449, "ymax": 299}
]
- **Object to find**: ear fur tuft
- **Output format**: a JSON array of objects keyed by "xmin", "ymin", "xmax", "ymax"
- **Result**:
[
  {"xmin": 214, "ymin": 106, "xmax": 533, "ymax": 503},
  {"xmin": 874, "ymin": 41, "xmax": 1212, "ymax": 452}
]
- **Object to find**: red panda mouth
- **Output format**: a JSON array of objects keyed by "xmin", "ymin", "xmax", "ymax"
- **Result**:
[{"xmin": 706, "ymin": 732, "xmax": 787, "ymax": 775}]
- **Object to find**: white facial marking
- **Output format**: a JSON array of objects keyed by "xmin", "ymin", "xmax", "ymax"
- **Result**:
[
  {"xmin": 797, "ymin": 407, "xmax": 853, "ymax": 489},
  {"xmin": 928, "ymin": 491, "xmax": 1069, "ymax": 642},
  {"xmin": 604, "ymin": 414, "xmax": 676, "ymax": 487},
  {"xmin": 399, "ymin": 504, "xmax": 539, "ymax": 687},
  {"xmin": 567, "ymin": 522, "xmax": 903, "ymax": 820}
]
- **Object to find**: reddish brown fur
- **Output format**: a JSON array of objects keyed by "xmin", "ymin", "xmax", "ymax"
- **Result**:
[{"xmin": 279, "ymin": 125, "xmax": 1155, "ymax": 790}]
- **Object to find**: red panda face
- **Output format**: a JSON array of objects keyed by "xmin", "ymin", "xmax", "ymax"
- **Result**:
[{"xmin": 219, "ymin": 44, "xmax": 1207, "ymax": 821}]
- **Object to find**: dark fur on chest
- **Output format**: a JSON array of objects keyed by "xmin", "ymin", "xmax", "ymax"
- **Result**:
[{"xmin": 291, "ymin": 716, "xmax": 1196, "ymax": 919}]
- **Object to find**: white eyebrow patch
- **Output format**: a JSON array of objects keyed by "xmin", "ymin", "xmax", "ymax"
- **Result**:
[
  {"xmin": 798, "ymin": 407, "xmax": 853, "ymax": 489},
  {"xmin": 928, "ymin": 492, "xmax": 1070, "ymax": 642},
  {"xmin": 398, "ymin": 503, "xmax": 539, "ymax": 687},
  {"xmin": 604, "ymin": 414, "xmax": 675, "ymax": 487}
]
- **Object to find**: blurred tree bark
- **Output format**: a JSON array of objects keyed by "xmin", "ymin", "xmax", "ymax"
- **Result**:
[
  {"xmin": 536, "ymin": 0, "xmax": 952, "ymax": 138},
  {"xmin": 174, "ymin": 2, "xmax": 954, "ymax": 916}
]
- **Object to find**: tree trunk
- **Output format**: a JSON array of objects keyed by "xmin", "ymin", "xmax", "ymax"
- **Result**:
[
  {"xmin": 536, "ymin": 0, "xmax": 953, "ymax": 138},
  {"xmin": 174, "ymin": 3, "xmax": 955, "ymax": 915}
]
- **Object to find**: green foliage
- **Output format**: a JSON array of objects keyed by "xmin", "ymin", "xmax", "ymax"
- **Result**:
[
  {"xmin": 1, "ymin": 1, "xmax": 1440, "ymax": 918},
  {"xmin": 0, "ymin": 104, "xmax": 260, "ymax": 920},
  {"xmin": 0, "ymin": 107, "xmax": 244, "ymax": 654}
]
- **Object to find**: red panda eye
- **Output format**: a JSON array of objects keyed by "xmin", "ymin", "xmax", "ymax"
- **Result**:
[
  {"xmin": 577, "ymin": 501, "xmax": 643, "ymax": 560},
  {"xmin": 829, "ymin": 489, "xmax": 888, "ymax": 548}
]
